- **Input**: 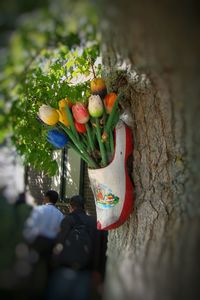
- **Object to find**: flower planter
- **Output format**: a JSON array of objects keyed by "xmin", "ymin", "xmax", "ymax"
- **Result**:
[
  {"xmin": 88, "ymin": 120, "xmax": 134, "ymax": 230},
  {"xmin": 38, "ymin": 76, "xmax": 134, "ymax": 229}
]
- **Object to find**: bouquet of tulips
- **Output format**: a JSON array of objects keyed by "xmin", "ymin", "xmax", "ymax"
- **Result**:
[{"xmin": 37, "ymin": 78, "xmax": 122, "ymax": 169}]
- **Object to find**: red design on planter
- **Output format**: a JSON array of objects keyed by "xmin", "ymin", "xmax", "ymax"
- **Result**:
[
  {"xmin": 88, "ymin": 121, "xmax": 134, "ymax": 230},
  {"xmin": 103, "ymin": 124, "xmax": 134, "ymax": 230}
]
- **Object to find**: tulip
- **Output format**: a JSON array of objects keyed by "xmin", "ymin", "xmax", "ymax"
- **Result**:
[
  {"xmin": 74, "ymin": 121, "xmax": 86, "ymax": 133},
  {"xmin": 90, "ymin": 78, "xmax": 107, "ymax": 99},
  {"xmin": 58, "ymin": 98, "xmax": 73, "ymax": 109},
  {"xmin": 103, "ymin": 93, "xmax": 122, "ymax": 142},
  {"xmin": 104, "ymin": 92, "xmax": 117, "ymax": 114},
  {"xmin": 95, "ymin": 117, "xmax": 107, "ymax": 167},
  {"xmin": 38, "ymin": 105, "xmax": 59, "ymax": 126},
  {"xmin": 88, "ymin": 95, "xmax": 103, "ymax": 118},
  {"xmin": 57, "ymin": 108, "xmax": 70, "ymax": 127},
  {"xmin": 47, "ymin": 129, "xmax": 68, "ymax": 148},
  {"xmin": 72, "ymin": 103, "xmax": 89, "ymax": 124},
  {"xmin": 71, "ymin": 103, "xmax": 95, "ymax": 151}
]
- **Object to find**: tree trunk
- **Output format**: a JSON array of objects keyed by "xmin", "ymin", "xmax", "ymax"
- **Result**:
[{"xmin": 95, "ymin": 0, "xmax": 200, "ymax": 299}]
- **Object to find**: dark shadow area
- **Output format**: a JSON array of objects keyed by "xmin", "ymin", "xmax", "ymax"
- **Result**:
[
  {"xmin": 0, "ymin": 188, "xmax": 108, "ymax": 300},
  {"xmin": 0, "ymin": 0, "xmax": 48, "ymax": 46}
]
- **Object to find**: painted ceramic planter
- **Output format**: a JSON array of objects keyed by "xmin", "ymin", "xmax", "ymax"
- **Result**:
[{"xmin": 88, "ymin": 120, "xmax": 134, "ymax": 230}]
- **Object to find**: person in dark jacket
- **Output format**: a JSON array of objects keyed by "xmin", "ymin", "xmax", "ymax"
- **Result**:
[
  {"xmin": 58, "ymin": 195, "xmax": 96, "ymax": 247},
  {"xmin": 46, "ymin": 195, "xmax": 97, "ymax": 300},
  {"xmin": 52, "ymin": 195, "xmax": 97, "ymax": 270}
]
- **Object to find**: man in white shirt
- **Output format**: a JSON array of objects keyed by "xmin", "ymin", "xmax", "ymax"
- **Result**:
[{"xmin": 24, "ymin": 190, "xmax": 64, "ymax": 257}]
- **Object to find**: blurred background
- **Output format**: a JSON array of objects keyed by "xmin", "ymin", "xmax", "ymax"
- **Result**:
[
  {"xmin": 0, "ymin": 0, "xmax": 53, "ymax": 201},
  {"xmin": 0, "ymin": 3, "xmax": 105, "ymax": 298},
  {"xmin": 0, "ymin": 0, "xmax": 99, "ymax": 203}
]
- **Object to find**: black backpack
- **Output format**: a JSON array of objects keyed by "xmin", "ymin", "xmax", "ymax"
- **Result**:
[{"xmin": 53, "ymin": 214, "xmax": 93, "ymax": 270}]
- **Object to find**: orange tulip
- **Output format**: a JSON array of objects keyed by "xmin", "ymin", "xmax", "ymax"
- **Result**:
[
  {"xmin": 104, "ymin": 92, "xmax": 117, "ymax": 114},
  {"xmin": 90, "ymin": 78, "xmax": 107, "ymax": 98}
]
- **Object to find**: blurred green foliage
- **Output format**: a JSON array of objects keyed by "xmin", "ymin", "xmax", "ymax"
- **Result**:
[{"xmin": 0, "ymin": 0, "xmax": 101, "ymax": 176}]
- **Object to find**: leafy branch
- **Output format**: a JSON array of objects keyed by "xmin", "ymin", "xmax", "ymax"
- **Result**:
[{"xmin": 0, "ymin": 2, "xmax": 101, "ymax": 176}]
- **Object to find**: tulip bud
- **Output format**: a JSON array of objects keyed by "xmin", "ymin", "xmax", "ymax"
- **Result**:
[
  {"xmin": 57, "ymin": 108, "xmax": 70, "ymax": 127},
  {"xmin": 47, "ymin": 130, "xmax": 68, "ymax": 148},
  {"xmin": 58, "ymin": 98, "xmax": 73, "ymax": 109},
  {"xmin": 38, "ymin": 105, "xmax": 59, "ymax": 126},
  {"xmin": 74, "ymin": 121, "xmax": 86, "ymax": 133},
  {"xmin": 88, "ymin": 95, "xmax": 103, "ymax": 118},
  {"xmin": 104, "ymin": 92, "xmax": 117, "ymax": 114},
  {"xmin": 72, "ymin": 103, "xmax": 89, "ymax": 124}
]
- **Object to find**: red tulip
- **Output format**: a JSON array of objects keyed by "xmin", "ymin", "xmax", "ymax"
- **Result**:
[
  {"xmin": 74, "ymin": 121, "xmax": 86, "ymax": 133},
  {"xmin": 72, "ymin": 103, "xmax": 89, "ymax": 124}
]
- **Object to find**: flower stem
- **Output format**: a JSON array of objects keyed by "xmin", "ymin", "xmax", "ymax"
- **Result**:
[
  {"xmin": 103, "ymin": 93, "xmax": 122, "ymax": 140},
  {"xmin": 105, "ymin": 138, "xmax": 110, "ymax": 154},
  {"xmin": 111, "ymin": 110, "xmax": 120, "ymax": 131},
  {"xmin": 90, "ymin": 58, "xmax": 96, "ymax": 78},
  {"xmin": 68, "ymin": 142, "xmax": 91, "ymax": 165},
  {"xmin": 64, "ymin": 105, "xmax": 80, "ymax": 141},
  {"xmin": 109, "ymin": 130, "xmax": 114, "ymax": 157},
  {"xmin": 96, "ymin": 118, "xmax": 107, "ymax": 167},
  {"xmin": 60, "ymin": 124, "xmax": 98, "ymax": 169},
  {"xmin": 85, "ymin": 123, "xmax": 95, "ymax": 152},
  {"xmin": 81, "ymin": 133, "xmax": 89, "ymax": 149}
]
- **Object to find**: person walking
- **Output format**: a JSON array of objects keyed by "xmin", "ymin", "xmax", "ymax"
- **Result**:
[
  {"xmin": 46, "ymin": 195, "xmax": 97, "ymax": 300},
  {"xmin": 24, "ymin": 190, "xmax": 64, "ymax": 257},
  {"xmin": 52, "ymin": 195, "xmax": 96, "ymax": 269}
]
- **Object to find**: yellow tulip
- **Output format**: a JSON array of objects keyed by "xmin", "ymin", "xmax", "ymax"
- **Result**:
[
  {"xmin": 58, "ymin": 98, "xmax": 73, "ymax": 110},
  {"xmin": 57, "ymin": 108, "xmax": 70, "ymax": 127},
  {"xmin": 38, "ymin": 105, "xmax": 59, "ymax": 125}
]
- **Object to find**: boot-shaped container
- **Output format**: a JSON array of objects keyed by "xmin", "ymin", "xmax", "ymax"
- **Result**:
[{"xmin": 88, "ymin": 120, "xmax": 134, "ymax": 230}]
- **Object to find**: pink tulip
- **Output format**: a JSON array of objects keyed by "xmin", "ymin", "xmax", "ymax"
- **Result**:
[{"xmin": 72, "ymin": 103, "xmax": 89, "ymax": 124}]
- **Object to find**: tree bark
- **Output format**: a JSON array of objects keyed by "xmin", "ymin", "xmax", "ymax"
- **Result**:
[{"xmin": 95, "ymin": 0, "xmax": 200, "ymax": 299}]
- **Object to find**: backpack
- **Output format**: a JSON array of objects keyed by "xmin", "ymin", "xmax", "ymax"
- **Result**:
[{"xmin": 53, "ymin": 214, "xmax": 93, "ymax": 270}]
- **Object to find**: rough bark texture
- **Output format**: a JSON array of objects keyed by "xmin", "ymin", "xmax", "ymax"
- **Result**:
[{"xmin": 95, "ymin": 0, "xmax": 200, "ymax": 299}]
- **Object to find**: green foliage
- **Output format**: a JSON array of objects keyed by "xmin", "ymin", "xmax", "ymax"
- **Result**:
[{"xmin": 0, "ymin": 0, "xmax": 101, "ymax": 176}]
